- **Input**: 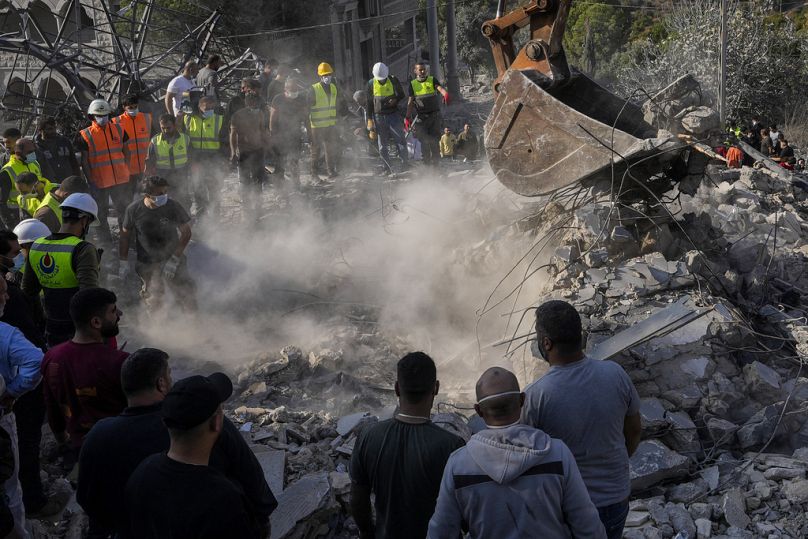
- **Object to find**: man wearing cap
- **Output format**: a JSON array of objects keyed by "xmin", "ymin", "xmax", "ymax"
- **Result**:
[
  {"xmin": 521, "ymin": 301, "xmax": 642, "ymax": 539},
  {"xmin": 428, "ymin": 367, "xmax": 605, "ymax": 538},
  {"xmin": 125, "ymin": 371, "xmax": 263, "ymax": 539},
  {"xmin": 350, "ymin": 352, "xmax": 464, "ymax": 539},
  {"xmin": 22, "ymin": 193, "xmax": 100, "ymax": 346},
  {"xmin": 79, "ymin": 348, "xmax": 277, "ymax": 538}
]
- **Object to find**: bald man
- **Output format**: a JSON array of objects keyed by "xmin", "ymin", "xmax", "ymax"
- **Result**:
[
  {"xmin": 428, "ymin": 367, "xmax": 605, "ymax": 539},
  {"xmin": 165, "ymin": 61, "xmax": 200, "ymax": 123}
]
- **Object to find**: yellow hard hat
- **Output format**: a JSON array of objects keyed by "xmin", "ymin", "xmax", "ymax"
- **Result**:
[{"xmin": 317, "ymin": 62, "xmax": 334, "ymax": 76}]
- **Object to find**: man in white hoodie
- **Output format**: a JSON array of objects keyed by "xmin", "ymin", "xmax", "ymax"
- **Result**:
[{"xmin": 428, "ymin": 367, "xmax": 605, "ymax": 539}]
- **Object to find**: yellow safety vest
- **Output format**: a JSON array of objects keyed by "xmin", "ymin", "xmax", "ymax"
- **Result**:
[
  {"xmin": 310, "ymin": 82, "xmax": 338, "ymax": 129},
  {"xmin": 37, "ymin": 190, "xmax": 63, "ymax": 224},
  {"xmin": 184, "ymin": 114, "xmax": 222, "ymax": 152},
  {"xmin": 1, "ymin": 156, "xmax": 47, "ymax": 208},
  {"xmin": 29, "ymin": 235, "xmax": 81, "ymax": 289},
  {"xmin": 152, "ymin": 133, "xmax": 190, "ymax": 170},
  {"xmin": 373, "ymin": 79, "xmax": 394, "ymax": 97},
  {"xmin": 410, "ymin": 76, "xmax": 439, "ymax": 113}
]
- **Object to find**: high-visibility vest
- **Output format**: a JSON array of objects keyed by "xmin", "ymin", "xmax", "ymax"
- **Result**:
[
  {"xmin": 114, "ymin": 111, "xmax": 152, "ymax": 175},
  {"xmin": 17, "ymin": 179, "xmax": 57, "ymax": 217},
  {"xmin": 410, "ymin": 76, "xmax": 439, "ymax": 113},
  {"xmin": 310, "ymin": 82, "xmax": 338, "ymax": 129},
  {"xmin": 372, "ymin": 78, "xmax": 396, "ymax": 114},
  {"xmin": 35, "ymin": 190, "xmax": 63, "ymax": 224},
  {"xmin": 79, "ymin": 122, "xmax": 130, "ymax": 189},
  {"xmin": 29, "ymin": 235, "xmax": 81, "ymax": 290},
  {"xmin": 152, "ymin": 133, "xmax": 190, "ymax": 170},
  {"xmin": 184, "ymin": 114, "xmax": 222, "ymax": 152},
  {"xmin": 1, "ymin": 156, "xmax": 47, "ymax": 208}
]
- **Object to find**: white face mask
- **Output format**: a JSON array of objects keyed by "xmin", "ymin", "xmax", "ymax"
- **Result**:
[
  {"xmin": 151, "ymin": 194, "xmax": 169, "ymax": 207},
  {"xmin": 11, "ymin": 253, "xmax": 23, "ymax": 272},
  {"xmin": 321, "ymin": 76, "xmax": 333, "ymax": 85},
  {"xmin": 286, "ymin": 91, "xmax": 299, "ymax": 99},
  {"xmin": 202, "ymin": 110, "xmax": 214, "ymax": 118},
  {"xmin": 95, "ymin": 115, "xmax": 109, "ymax": 126},
  {"xmin": 126, "ymin": 108, "xmax": 139, "ymax": 117},
  {"xmin": 25, "ymin": 151, "xmax": 37, "ymax": 163}
]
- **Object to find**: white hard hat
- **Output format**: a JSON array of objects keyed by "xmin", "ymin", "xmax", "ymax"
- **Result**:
[
  {"xmin": 87, "ymin": 99, "xmax": 112, "ymax": 116},
  {"xmin": 13, "ymin": 219, "xmax": 51, "ymax": 245},
  {"xmin": 60, "ymin": 193, "xmax": 98, "ymax": 220},
  {"xmin": 372, "ymin": 62, "xmax": 389, "ymax": 81}
]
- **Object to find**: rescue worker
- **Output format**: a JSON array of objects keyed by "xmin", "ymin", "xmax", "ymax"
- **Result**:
[
  {"xmin": 119, "ymin": 176, "xmax": 195, "ymax": 313},
  {"xmin": 1, "ymin": 127, "xmax": 20, "ymax": 165},
  {"xmin": 366, "ymin": 62, "xmax": 408, "ymax": 174},
  {"xmin": 269, "ymin": 78, "xmax": 307, "ymax": 189},
  {"xmin": 12, "ymin": 218, "xmax": 51, "ymax": 266},
  {"xmin": 35, "ymin": 117, "xmax": 81, "ymax": 182},
  {"xmin": 183, "ymin": 96, "xmax": 224, "ymax": 214},
  {"xmin": 229, "ymin": 80, "xmax": 268, "ymax": 220},
  {"xmin": 309, "ymin": 62, "xmax": 346, "ymax": 179},
  {"xmin": 405, "ymin": 63, "xmax": 450, "ymax": 168},
  {"xmin": 0, "ymin": 138, "xmax": 52, "ymax": 227},
  {"xmin": 113, "ymin": 94, "xmax": 152, "ymax": 199},
  {"xmin": 145, "ymin": 114, "xmax": 192, "ymax": 212},
  {"xmin": 21, "ymin": 193, "xmax": 100, "ymax": 347},
  {"xmin": 34, "ymin": 176, "xmax": 89, "ymax": 234},
  {"xmin": 13, "ymin": 171, "xmax": 56, "ymax": 217},
  {"xmin": 77, "ymin": 99, "xmax": 131, "ymax": 241}
]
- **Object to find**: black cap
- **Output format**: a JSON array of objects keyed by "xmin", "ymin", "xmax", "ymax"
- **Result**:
[{"xmin": 162, "ymin": 373, "xmax": 233, "ymax": 430}]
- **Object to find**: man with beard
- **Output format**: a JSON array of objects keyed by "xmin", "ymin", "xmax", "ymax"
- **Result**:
[{"xmin": 41, "ymin": 287, "xmax": 128, "ymax": 462}]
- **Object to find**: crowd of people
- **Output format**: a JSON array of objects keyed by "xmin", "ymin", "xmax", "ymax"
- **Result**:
[{"xmin": 723, "ymin": 116, "xmax": 805, "ymax": 171}]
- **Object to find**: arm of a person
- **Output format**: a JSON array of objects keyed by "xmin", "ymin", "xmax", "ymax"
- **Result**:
[
  {"xmin": 393, "ymin": 78, "xmax": 405, "ymax": 105},
  {"xmin": 119, "ymin": 227, "xmax": 131, "ymax": 261},
  {"xmin": 229, "ymin": 126, "xmax": 238, "ymax": 158},
  {"xmin": 561, "ymin": 445, "xmax": 607, "ymax": 539},
  {"xmin": 144, "ymin": 142, "xmax": 156, "ymax": 175},
  {"xmin": 5, "ymin": 327, "xmax": 43, "ymax": 397},
  {"xmin": 350, "ymin": 483, "xmax": 374, "ymax": 539},
  {"xmin": 41, "ymin": 360, "xmax": 67, "ymax": 439},
  {"xmin": 74, "ymin": 243, "xmax": 100, "ymax": 288},
  {"xmin": 33, "ymin": 206, "xmax": 60, "ymax": 234},
  {"xmin": 623, "ymin": 413, "xmax": 641, "ymax": 457},
  {"xmin": 406, "ymin": 97, "xmax": 415, "ymax": 120},
  {"xmin": 366, "ymin": 81, "xmax": 375, "ymax": 117},
  {"xmin": 67, "ymin": 140, "xmax": 81, "ymax": 175},
  {"xmin": 164, "ymin": 91, "xmax": 175, "ymax": 115},
  {"xmin": 20, "ymin": 256, "xmax": 42, "ymax": 301},
  {"xmin": 269, "ymin": 106, "xmax": 278, "ymax": 137},
  {"xmin": 175, "ymin": 222, "xmax": 192, "ymax": 256},
  {"xmin": 426, "ymin": 462, "xmax": 463, "ymax": 539}
]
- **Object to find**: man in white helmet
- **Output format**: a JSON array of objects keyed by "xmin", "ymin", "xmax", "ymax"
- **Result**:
[
  {"xmin": 21, "ymin": 193, "xmax": 100, "ymax": 346},
  {"xmin": 366, "ymin": 62, "xmax": 407, "ymax": 174},
  {"xmin": 76, "ymin": 99, "xmax": 131, "ymax": 242}
]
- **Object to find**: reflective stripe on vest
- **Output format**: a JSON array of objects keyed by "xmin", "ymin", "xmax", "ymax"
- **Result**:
[
  {"xmin": 152, "ymin": 133, "xmax": 190, "ymax": 170},
  {"xmin": 29, "ymin": 236, "xmax": 81, "ymax": 289},
  {"xmin": 80, "ymin": 123, "xmax": 130, "ymax": 188},
  {"xmin": 39, "ymin": 191, "xmax": 63, "ymax": 224},
  {"xmin": 1, "ymin": 156, "xmax": 45, "ymax": 208},
  {"xmin": 184, "ymin": 114, "xmax": 222, "ymax": 151},
  {"xmin": 410, "ymin": 76, "xmax": 439, "ymax": 113},
  {"xmin": 310, "ymin": 82, "xmax": 338, "ymax": 128},
  {"xmin": 114, "ymin": 112, "xmax": 152, "ymax": 174}
]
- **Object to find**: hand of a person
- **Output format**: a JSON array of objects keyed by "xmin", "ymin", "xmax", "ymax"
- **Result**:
[
  {"xmin": 163, "ymin": 255, "xmax": 181, "ymax": 281},
  {"xmin": 442, "ymin": 92, "xmax": 451, "ymax": 105}
]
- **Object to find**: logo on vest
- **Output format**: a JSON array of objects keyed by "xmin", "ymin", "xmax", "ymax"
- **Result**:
[{"xmin": 37, "ymin": 253, "xmax": 59, "ymax": 279}]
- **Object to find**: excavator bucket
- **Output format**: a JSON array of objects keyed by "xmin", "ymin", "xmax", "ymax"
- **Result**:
[{"xmin": 485, "ymin": 68, "xmax": 685, "ymax": 197}]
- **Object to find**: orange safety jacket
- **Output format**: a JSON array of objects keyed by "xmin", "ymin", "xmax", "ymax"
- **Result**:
[
  {"xmin": 113, "ymin": 111, "xmax": 152, "ymax": 175},
  {"xmin": 79, "ymin": 122, "xmax": 130, "ymax": 189}
]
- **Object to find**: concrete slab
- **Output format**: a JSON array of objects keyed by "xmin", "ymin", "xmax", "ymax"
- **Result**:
[
  {"xmin": 269, "ymin": 472, "xmax": 330, "ymax": 539},
  {"xmin": 255, "ymin": 448, "xmax": 286, "ymax": 497}
]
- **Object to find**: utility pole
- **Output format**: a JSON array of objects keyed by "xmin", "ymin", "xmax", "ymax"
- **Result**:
[
  {"xmin": 718, "ymin": 0, "xmax": 728, "ymax": 126},
  {"xmin": 445, "ymin": 0, "xmax": 460, "ymax": 96},
  {"xmin": 426, "ymin": 0, "xmax": 443, "ymax": 81}
]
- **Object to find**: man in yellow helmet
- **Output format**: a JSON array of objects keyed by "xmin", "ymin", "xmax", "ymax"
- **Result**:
[{"xmin": 308, "ymin": 62, "xmax": 347, "ymax": 180}]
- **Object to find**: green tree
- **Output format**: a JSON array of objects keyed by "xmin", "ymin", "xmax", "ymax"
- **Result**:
[{"xmin": 563, "ymin": 1, "xmax": 633, "ymax": 81}]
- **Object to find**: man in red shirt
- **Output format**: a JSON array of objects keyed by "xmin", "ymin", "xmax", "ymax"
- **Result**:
[{"xmin": 41, "ymin": 287, "xmax": 128, "ymax": 461}]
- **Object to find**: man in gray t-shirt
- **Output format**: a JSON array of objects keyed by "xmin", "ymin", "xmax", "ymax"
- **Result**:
[{"xmin": 521, "ymin": 300, "xmax": 642, "ymax": 539}]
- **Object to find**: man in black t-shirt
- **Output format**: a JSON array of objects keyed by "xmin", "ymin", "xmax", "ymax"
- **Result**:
[
  {"xmin": 125, "ymin": 372, "xmax": 261, "ymax": 539},
  {"xmin": 270, "ymin": 78, "xmax": 307, "ymax": 188},
  {"xmin": 350, "ymin": 352, "xmax": 465, "ymax": 539},
  {"xmin": 118, "ymin": 176, "xmax": 195, "ymax": 312}
]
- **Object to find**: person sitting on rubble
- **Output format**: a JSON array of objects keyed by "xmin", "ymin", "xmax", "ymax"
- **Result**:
[
  {"xmin": 760, "ymin": 128, "xmax": 774, "ymax": 157},
  {"xmin": 429, "ymin": 367, "xmax": 606, "ymax": 539},
  {"xmin": 41, "ymin": 287, "xmax": 128, "ymax": 471},
  {"xmin": 777, "ymin": 138, "xmax": 795, "ymax": 162},
  {"xmin": 350, "ymin": 351, "xmax": 464, "ymax": 539},
  {"xmin": 119, "ymin": 176, "xmax": 195, "ymax": 313},
  {"xmin": 125, "ymin": 371, "xmax": 265, "ymax": 539},
  {"xmin": 78, "ymin": 348, "xmax": 277, "ymax": 538},
  {"xmin": 521, "ymin": 300, "xmax": 642, "ymax": 539}
]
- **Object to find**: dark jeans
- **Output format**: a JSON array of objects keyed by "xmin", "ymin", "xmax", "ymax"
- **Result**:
[
  {"xmin": 238, "ymin": 150, "xmax": 266, "ymax": 219},
  {"xmin": 598, "ymin": 499, "xmax": 629, "ymax": 539},
  {"xmin": 12, "ymin": 383, "xmax": 46, "ymax": 511},
  {"xmin": 91, "ymin": 182, "xmax": 134, "ymax": 237},
  {"xmin": 414, "ymin": 111, "xmax": 441, "ymax": 166},
  {"xmin": 273, "ymin": 139, "xmax": 301, "ymax": 186}
]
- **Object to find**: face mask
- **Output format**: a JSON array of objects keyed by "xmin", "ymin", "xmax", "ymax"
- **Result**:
[
  {"xmin": 25, "ymin": 151, "xmax": 37, "ymax": 163},
  {"xmin": 286, "ymin": 91, "xmax": 299, "ymax": 99},
  {"xmin": 11, "ymin": 253, "xmax": 23, "ymax": 272},
  {"xmin": 126, "ymin": 108, "xmax": 138, "ymax": 117},
  {"xmin": 151, "ymin": 194, "xmax": 169, "ymax": 207},
  {"xmin": 95, "ymin": 116, "xmax": 109, "ymax": 126},
  {"xmin": 417, "ymin": 74, "xmax": 427, "ymax": 82},
  {"xmin": 202, "ymin": 110, "xmax": 214, "ymax": 119},
  {"xmin": 321, "ymin": 76, "xmax": 333, "ymax": 85}
]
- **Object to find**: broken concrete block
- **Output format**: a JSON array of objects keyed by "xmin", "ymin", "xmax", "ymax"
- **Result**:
[
  {"xmin": 328, "ymin": 471, "xmax": 351, "ymax": 496},
  {"xmin": 254, "ymin": 448, "xmax": 285, "ymax": 496},
  {"xmin": 269, "ymin": 472, "xmax": 331, "ymax": 539},
  {"xmin": 706, "ymin": 417, "xmax": 738, "ymax": 446},
  {"xmin": 679, "ymin": 106, "xmax": 720, "ymax": 136},
  {"xmin": 736, "ymin": 404, "xmax": 787, "ymax": 449},
  {"xmin": 663, "ymin": 411, "xmax": 700, "ymax": 455},
  {"xmin": 336, "ymin": 412, "xmax": 376, "ymax": 436},
  {"xmin": 667, "ymin": 481, "xmax": 707, "ymax": 503},
  {"xmin": 680, "ymin": 356, "xmax": 714, "ymax": 380},
  {"xmin": 630, "ymin": 440, "xmax": 690, "ymax": 491},
  {"xmin": 722, "ymin": 488, "xmax": 751, "ymax": 529},
  {"xmin": 762, "ymin": 467, "xmax": 804, "ymax": 480},
  {"xmin": 583, "ymin": 247, "xmax": 609, "ymax": 268},
  {"xmin": 625, "ymin": 510, "xmax": 650, "ymax": 527},
  {"xmin": 782, "ymin": 478, "xmax": 808, "ymax": 504},
  {"xmin": 640, "ymin": 398, "xmax": 668, "ymax": 434},
  {"xmin": 743, "ymin": 361, "xmax": 782, "ymax": 401},
  {"xmin": 667, "ymin": 502, "xmax": 697, "ymax": 537},
  {"xmin": 695, "ymin": 517, "xmax": 712, "ymax": 538}
]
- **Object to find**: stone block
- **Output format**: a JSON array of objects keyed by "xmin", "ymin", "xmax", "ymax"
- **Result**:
[
  {"xmin": 254, "ymin": 448, "xmax": 285, "ymax": 496},
  {"xmin": 706, "ymin": 418, "xmax": 738, "ymax": 446},
  {"xmin": 269, "ymin": 472, "xmax": 331, "ymax": 539},
  {"xmin": 783, "ymin": 478, "xmax": 808, "ymax": 504},
  {"xmin": 640, "ymin": 398, "xmax": 668, "ymax": 434},
  {"xmin": 630, "ymin": 440, "xmax": 690, "ymax": 491},
  {"xmin": 695, "ymin": 518, "xmax": 712, "ymax": 538},
  {"xmin": 722, "ymin": 488, "xmax": 751, "ymax": 529},
  {"xmin": 742, "ymin": 361, "xmax": 783, "ymax": 401},
  {"xmin": 736, "ymin": 405, "xmax": 787, "ymax": 449}
]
